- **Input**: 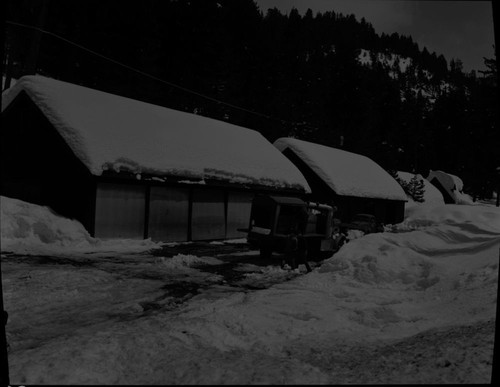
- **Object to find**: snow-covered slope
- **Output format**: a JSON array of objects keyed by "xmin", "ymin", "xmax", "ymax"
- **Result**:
[
  {"xmin": 274, "ymin": 137, "xmax": 407, "ymax": 201},
  {"xmin": 358, "ymin": 48, "xmax": 412, "ymax": 76},
  {"xmin": 357, "ymin": 48, "xmax": 453, "ymax": 106},
  {"xmin": 2, "ymin": 76, "xmax": 310, "ymax": 192}
]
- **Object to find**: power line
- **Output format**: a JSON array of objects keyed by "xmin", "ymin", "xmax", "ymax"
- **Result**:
[{"xmin": 6, "ymin": 19, "xmax": 321, "ymax": 132}]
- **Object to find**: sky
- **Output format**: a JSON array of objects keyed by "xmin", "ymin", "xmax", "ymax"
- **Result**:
[{"xmin": 254, "ymin": 0, "xmax": 496, "ymax": 73}]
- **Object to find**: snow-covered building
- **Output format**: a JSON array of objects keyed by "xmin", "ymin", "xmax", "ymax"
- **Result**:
[
  {"xmin": 426, "ymin": 170, "xmax": 473, "ymax": 205},
  {"xmin": 274, "ymin": 138, "xmax": 407, "ymax": 224},
  {"xmin": 397, "ymin": 171, "xmax": 445, "ymax": 206},
  {"xmin": 1, "ymin": 76, "xmax": 310, "ymax": 242}
]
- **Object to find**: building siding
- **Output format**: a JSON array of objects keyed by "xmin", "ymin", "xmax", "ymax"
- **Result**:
[
  {"xmin": 94, "ymin": 183, "xmax": 146, "ymax": 239},
  {"xmin": 148, "ymin": 186, "xmax": 190, "ymax": 242}
]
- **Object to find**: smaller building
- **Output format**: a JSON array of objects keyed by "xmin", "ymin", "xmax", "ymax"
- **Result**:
[
  {"xmin": 274, "ymin": 138, "xmax": 407, "ymax": 224},
  {"xmin": 397, "ymin": 171, "xmax": 445, "ymax": 205},
  {"xmin": 426, "ymin": 170, "xmax": 473, "ymax": 205}
]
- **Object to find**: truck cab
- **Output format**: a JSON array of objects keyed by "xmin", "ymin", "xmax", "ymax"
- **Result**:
[{"xmin": 244, "ymin": 195, "xmax": 344, "ymax": 260}]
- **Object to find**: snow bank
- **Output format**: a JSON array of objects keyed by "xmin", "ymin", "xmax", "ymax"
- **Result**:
[
  {"xmin": 179, "ymin": 203, "xmax": 499, "ymax": 351},
  {"xmin": 274, "ymin": 137, "xmax": 407, "ymax": 200},
  {"xmin": 393, "ymin": 202, "xmax": 500, "ymax": 234},
  {"xmin": 2, "ymin": 75, "xmax": 310, "ymax": 192},
  {"xmin": 156, "ymin": 254, "xmax": 223, "ymax": 269},
  {"xmin": 1, "ymin": 196, "xmax": 163, "ymax": 255}
]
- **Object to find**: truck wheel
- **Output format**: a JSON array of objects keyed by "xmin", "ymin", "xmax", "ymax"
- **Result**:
[{"xmin": 260, "ymin": 246, "xmax": 272, "ymax": 260}]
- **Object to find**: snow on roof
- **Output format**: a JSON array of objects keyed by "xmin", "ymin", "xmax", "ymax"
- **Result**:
[
  {"xmin": 427, "ymin": 170, "xmax": 473, "ymax": 205},
  {"xmin": 397, "ymin": 171, "xmax": 445, "ymax": 205},
  {"xmin": 427, "ymin": 170, "xmax": 458, "ymax": 191},
  {"xmin": 2, "ymin": 76, "xmax": 310, "ymax": 192},
  {"xmin": 274, "ymin": 137, "xmax": 407, "ymax": 201}
]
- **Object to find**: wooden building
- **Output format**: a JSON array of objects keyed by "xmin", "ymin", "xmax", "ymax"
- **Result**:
[
  {"xmin": 426, "ymin": 170, "xmax": 470, "ymax": 204},
  {"xmin": 1, "ymin": 76, "xmax": 310, "ymax": 242},
  {"xmin": 274, "ymin": 138, "xmax": 407, "ymax": 224}
]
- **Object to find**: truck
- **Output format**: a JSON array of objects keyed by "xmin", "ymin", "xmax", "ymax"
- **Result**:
[{"xmin": 242, "ymin": 194, "xmax": 346, "ymax": 262}]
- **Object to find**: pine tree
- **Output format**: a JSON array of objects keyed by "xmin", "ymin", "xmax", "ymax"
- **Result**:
[
  {"xmin": 409, "ymin": 174, "xmax": 426, "ymax": 202},
  {"xmin": 388, "ymin": 169, "xmax": 399, "ymax": 180}
]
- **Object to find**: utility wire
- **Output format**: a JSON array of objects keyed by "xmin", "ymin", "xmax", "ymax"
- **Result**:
[{"xmin": 6, "ymin": 20, "xmax": 321, "ymax": 131}]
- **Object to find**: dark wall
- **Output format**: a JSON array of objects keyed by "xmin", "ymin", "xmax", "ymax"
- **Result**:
[
  {"xmin": 429, "ymin": 177, "xmax": 455, "ymax": 204},
  {"xmin": 1, "ymin": 92, "xmax": 96, "ymax": 232}
]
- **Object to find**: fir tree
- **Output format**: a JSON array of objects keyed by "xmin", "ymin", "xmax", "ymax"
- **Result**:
[{"xmin": 409, "ymin": 174, "xmax": 426, "ymax": 202}]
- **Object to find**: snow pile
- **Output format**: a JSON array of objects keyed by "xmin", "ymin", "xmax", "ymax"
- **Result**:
[
  {"xmin": 180, "ymin": 203, "xmax": 499, "ymax": 353},
  {"xmin": 392, "ymin": 203, "xmax": 500, "ymax": 234},
  {"xmin": 157, "ymin": 254, "xmax": 223, "ymax": 269},
  {"xmin": 397, "ymin": 171, "xmax": 445, "ymax": 206},
  {"xmin": 274, "ymin": 137, "xmax": 407, "ymax": 200},
  {"xmin": 210, "ymin": 238, "xmax": 247, "ymax": 245},
  {"xmin": 2, "ymin": 76, "xmax": 310, "ymax": 192},
  {"xmin": 346, "ymin": 229, "xmax": 365, "ymax": 240},
  {"xmin": 1, "ymin": 196, "xmax": 163, "ymax": 255},
  {"xmin": 449, "ymin": 174, "xmax": 474, "ymax": 205},
  {"xmin": 223, "ymin": 238, "xmax": 247, "ymax": 244}
]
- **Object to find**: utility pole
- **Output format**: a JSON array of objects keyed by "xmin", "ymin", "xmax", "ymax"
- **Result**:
[
  {"xmin": 0, "ymin": 275, "xmax": 8, "ymax": 386},
  {"xmin": 491, "ymin": 1, "xmax": 499, "ymax": 384},
  {"xmin": 0, "ymin": 12, "xmax": 10, "ymax": 387},
  {"xmin": 22, "ymin": 0, "xmax": 49, "ymax": 76},
  {"xmin": 497, "ymin": 167, "xmax": 500, "ymax": 207}
]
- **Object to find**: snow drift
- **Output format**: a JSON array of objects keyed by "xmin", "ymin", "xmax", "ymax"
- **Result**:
[{"xmin": 1, "ymin": 195, "xmax": 163, "ymax": 255}]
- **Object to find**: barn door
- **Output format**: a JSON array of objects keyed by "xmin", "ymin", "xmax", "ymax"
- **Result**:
[
  {"xmin": 191, "ymin": 188, "xmax": 225, "ymax": 241},
  {"xmin": 148, "ymin": 186, "xmax": 189, "ymax": 242},
  {"xmin": 226, "ymin": 191, "xmax": 254, "ymax": 239},
  {"xmin": 94, "ymin": 183, "xmax": 146, "ymax": 239}
]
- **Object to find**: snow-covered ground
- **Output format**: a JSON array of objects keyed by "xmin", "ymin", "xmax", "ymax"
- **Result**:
[{"xmin": 1, "ymin": 196, "xmax": 499, "ymax": 384}]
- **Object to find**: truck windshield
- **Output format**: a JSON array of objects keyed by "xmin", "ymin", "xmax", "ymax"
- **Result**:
[
  {"xmin": 276, "ymin": 205, "xmax": 305, "ymax": 235},
  {"xmin": 252, "ymin": 204, "xmax": 274, "ymax": 228}
]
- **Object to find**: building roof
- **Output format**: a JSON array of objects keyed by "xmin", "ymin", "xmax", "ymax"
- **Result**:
[
  {"xmin": 274, "ymin": 137, "xmax": 407, "ymax": 201},
  {"xmin": 2, "ymin": 76, "xmax": 310, "ymax": 192},
  {"xmin": 427, "ymin": 170, "xmax": 461, "ymax": 191},
  {"xmin": 397, "ymin": 171, "xmax": 445, "ymax": 205},
  {"xmin": 427, "ymin": 170, "xmax": 473, "ymax": 204}
]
